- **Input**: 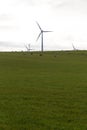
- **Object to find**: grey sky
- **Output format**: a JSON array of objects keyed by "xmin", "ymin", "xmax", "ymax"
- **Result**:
[{"xmin": 0, "ymin": 0, "xmax": 87, "ymax": 51}]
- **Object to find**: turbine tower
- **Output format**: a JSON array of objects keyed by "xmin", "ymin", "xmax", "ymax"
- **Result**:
[{"xmin": 36, "ymin": 22, "xmax": 52, "ymax": 52}]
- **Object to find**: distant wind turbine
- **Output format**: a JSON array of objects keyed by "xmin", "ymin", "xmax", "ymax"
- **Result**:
[
  {"xmin": 25, "ymin": 44, "xmax": 32, "ymax": 52},
  {"xmin": 36, "ymin": 22, "xmax": 52, "ymax": 52},
  {"xmin": 72, "ymin": 43, "xmax": 77, "ymax": 51}
]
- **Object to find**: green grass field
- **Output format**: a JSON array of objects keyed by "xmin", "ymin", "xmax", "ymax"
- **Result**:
[{"xmin": 0, "ymin": 51, "xmax": 87, "ymax": 130}]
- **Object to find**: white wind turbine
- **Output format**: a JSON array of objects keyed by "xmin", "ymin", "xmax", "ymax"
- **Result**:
[
  {"xmin": 36, "ymin": 22, "xmax": 52, "ymax": 52},
  {"xmin": 72, "ymin": 43, "xmax": 77, "ymax": 51},
  {"xmin": 25, "ymin": 44, "xmax": 32, "ymax": 52}
]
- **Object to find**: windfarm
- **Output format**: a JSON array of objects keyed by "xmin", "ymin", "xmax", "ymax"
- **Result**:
[
  {"xmin": 0, "ymin": 0, "xmax": 87, "ymax": 129},
  {"xmin": 0, "ymin": 21, "xmax": 87, "ymax": 130},
  {"xmin": 0, "ymin": 19, "xmax": 87, "ymax": 130}
]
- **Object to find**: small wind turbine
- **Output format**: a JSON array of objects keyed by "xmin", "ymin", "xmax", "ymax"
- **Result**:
[
  {"xmin": 25, "ymin": 44, "xmax": 32, "ymax": 52},
  {"xmin": 72, "ymin": 43, "xmax": 77, "ymax": 51},
  {"xmin": 36, "ymin": 21, "xmax": 52, "ymax": 52}
]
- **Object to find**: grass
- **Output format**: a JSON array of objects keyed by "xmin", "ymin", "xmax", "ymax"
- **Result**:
[{"xmin": 0, "ymin": 51, "xmax": 87, "ymax": 129}]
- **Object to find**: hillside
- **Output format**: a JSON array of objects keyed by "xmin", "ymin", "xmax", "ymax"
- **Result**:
[{"xmin": 0, "ymin": 51, "xmax": 87, "ymax": 130}]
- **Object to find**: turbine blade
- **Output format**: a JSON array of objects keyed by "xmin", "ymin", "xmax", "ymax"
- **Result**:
[
  {"xmin": 36, "ymin": 32, "xmax": 42, "ymax": 41},
  {"xmin": 72, "ymin": 43, "xmax": 75, "ymax": 49},
  {"xmin": 36, "ymin": 21, "xmax": 42, "ymax": 31},
  {"xmin": 43, "ymin": 31, "xmax": 53, "ymax": 33},
  {"xmin": 25, "ymin": 45, "xmax": 29, "ymax": 51}
]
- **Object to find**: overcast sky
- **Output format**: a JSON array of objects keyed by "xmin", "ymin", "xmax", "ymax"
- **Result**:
[{"xmin": 0, "ymin": 0, "xmax": 87, "ymax": 51}]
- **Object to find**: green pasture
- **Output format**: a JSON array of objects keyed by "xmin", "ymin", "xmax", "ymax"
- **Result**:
[{"xmin": 0, "ymin": 51, "xmax": 87, "ymax": 130}]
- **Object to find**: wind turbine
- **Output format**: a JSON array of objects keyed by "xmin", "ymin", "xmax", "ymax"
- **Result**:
[
  {"xmin": 36, "ymin": 22, "xmax": 52, "ymax": 52},
  {"xmin": 72, "ymin": 43, "xmax": 77, "ymax": 51},
  {"xmin": 25, "ymin": 44, "xmax": 32, "ymax": 52}
]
